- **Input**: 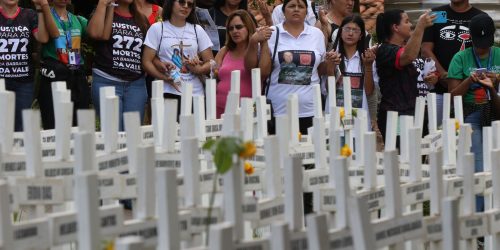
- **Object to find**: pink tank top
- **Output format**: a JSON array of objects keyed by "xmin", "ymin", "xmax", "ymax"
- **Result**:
[{"xmin": 216, "ymin": 51, "xmax": 252, "ymax": 118}]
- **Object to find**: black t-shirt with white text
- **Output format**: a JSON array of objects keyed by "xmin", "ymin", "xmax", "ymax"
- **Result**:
[
  {"xmin": 93, "ymin": 12, "xmax": 144, "ymax": 81},
  {"xmin": 413, "ymin": 58, "xmax": 430, "ymax": 97},
  {"xmin": 422, "ymin": 4, "xmax": 484, "ymax": 94},
  {"xmin": 0, "ymin": 8, "xmax": 38, "ymax": 82}
]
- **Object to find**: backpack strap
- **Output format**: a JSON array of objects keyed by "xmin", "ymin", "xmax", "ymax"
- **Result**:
[
  {"xmin": 194, "ymin": 24, "xmax": 199, "ymax": 51},
  {"xmin": 264, "ymin": 26, "xmax": 279, "ymax": 96},
  {"xmin": 156, "ymin": 22, "xmax": 163, "ymax": 57}
]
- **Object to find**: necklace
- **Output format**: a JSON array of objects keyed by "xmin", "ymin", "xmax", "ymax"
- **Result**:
[
  {"xmin": 171, "ymin": 22, "xmax": 187, "ymax": 42},
  {"xmin": 170, "ymin": 22, "xmax": 191, "ymax": 57}
]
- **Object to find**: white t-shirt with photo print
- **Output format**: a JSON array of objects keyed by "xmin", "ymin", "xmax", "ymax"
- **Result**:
[
  {"xmin": 144, "ymin": 21, "xmax": 213, "ymax": 95},
  {"xmin": 267, "ymin": 23, "xmax": 325, "ymax": 117}
]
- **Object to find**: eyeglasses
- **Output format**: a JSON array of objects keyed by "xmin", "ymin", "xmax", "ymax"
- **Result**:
[
  {"xmin": 342, "ymin": 27, "xmax": 361, "ymax": 34},
  {"xmin": 176, "ymin": 0, "xmax": 194, "ymax": 8},
  {"xmin": 228, "ymin": 24, "xmax": 245, "ymax": 31}
]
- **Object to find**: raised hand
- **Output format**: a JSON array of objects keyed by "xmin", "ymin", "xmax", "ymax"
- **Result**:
[
  {"xmin": 97, "ymin": 0, "xmax": 116, "ymax": 7},
  {"xmin": 318, "ymin": 8, "xmax": 329, "ymax": 27},
  {"xmin": 256, "ymin": 0, "xmax": 271, "ymax": 19},
  {"xmin": 32, "ymin": 0, "xmax": 49, "ymax": 7},
  {"xmin": 251, "ymin": 26, "xmax": 274, "ymax": 43},
  {"xmin": 417, "ymin": 11, "xmax": 436, "ymax": 29},
  {"xmin": 362, "ymin": 48, "xmax": 376, "ymax": 66},
  {"xmin": 326, "ymin": 50, "xmax": 342, "ymax": 65},
  {"xmin": 424, "ymin": 72, "xmax": 438, "ymax": 85}
]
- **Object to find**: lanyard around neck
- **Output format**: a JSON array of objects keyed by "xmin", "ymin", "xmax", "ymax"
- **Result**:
[
  {"xmin": 472, "ymin": 47, "xmax": 492, "ymax": 70},
  {"xmin": 51, "ymin": 8, "xmax": 73, "ymax": 49}
]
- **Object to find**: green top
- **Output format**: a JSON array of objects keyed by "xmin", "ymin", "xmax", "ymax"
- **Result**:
[
  {"xmin": 42, "ymin": 11, "xmax": 87, "ymax": 66},
  {"xmin": 448, "ymin": 47, "xmax": 500, "ymax": 106}
]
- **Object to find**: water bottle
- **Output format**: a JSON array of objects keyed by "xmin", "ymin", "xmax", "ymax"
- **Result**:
[
  {"xmin": 209, "ymin": 59, "xmax": 218, "ymax": 79},
  {"xmin": 169, "ymin": 70, "xmax": 182, "ymax": 85}
]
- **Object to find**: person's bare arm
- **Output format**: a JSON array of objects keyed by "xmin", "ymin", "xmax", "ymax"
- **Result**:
[
  {"xmin": 185, "ymin": 48, "xmax": 214, "ymax": 76},
  {"xmin": 259, "ymin": 42, "xmax": 272, "ymax": 81},
  {"xmin": 245, "ymin": 26, "xmax": 273, "ymax": 70},
  {"xmin": 87, "ymin": 0, "xmax": 114, "ymax": 40},
  {"xmin": 399, "ymin": 12, "xmax": 435, "ymax": 67},
  {"xmin": 256, "ymin": 0, "xmax": 273, "ymax": 26},
  {"xmin": 449, "ymin": 77, "xmax": 473, "ymax": 97},
  {"xmin": 321, "ymin": 50, "xmax": 341, "ymax": 76},
  {"xmin": 315, "ymin": 9, "xmax": 331, "ymax": 47},
  {"xmin": 35, "ymin": 0, "xmax": 60, "ymax": 38},
  {"xmin": 32, "ymin": 0, "xmax": 49, "ymax": 43},
  {"xmin": 142, "ymin": 46, "xmax": 172, "ymax": 82},
  {"xmin": 214, "ymin": 46, "xmax": 227, "ymax": 68}
]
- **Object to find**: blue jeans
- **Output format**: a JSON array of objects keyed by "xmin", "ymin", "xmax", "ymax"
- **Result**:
[
  {"xmin": 5, "ymin": 79, "xmax": 34, "ymax": 132},
  {"xmin": 464, "ymin": 111, "xmax": 483, "ymax": 212},
  {"xmin": 92, "ymin": 73, "xmax": 147, "ymax": 131}
]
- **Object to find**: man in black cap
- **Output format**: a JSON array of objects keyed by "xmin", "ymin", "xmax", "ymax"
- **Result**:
[
  {"xmin": 421, "ymin": 0, "xmax": 484, "ymax": 127},
  {"xmin": 448, "ymin": 13, "xmax": 499, "ymax": 218}
]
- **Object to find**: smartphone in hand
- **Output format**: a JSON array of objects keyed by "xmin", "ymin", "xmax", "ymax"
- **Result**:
[
  {"xmin": 475, "ymin": 68, "xmax": 487, "ymax": 75},
  {"xmin": 431, "ymin": 11, "xmax": 447, "ymax": 24}
]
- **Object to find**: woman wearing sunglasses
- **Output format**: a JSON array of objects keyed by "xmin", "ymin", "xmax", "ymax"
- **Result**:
[
  {"xmin": 214, "ymin": 10, "xmax": 256, "ymax": 118},
  {"xmin": 142, "ymin": 0, "xmax": 214, "ymax": 118},
  {"xmin": 87, "ymin": 0, "xmax": 150, "ymax": 131}
]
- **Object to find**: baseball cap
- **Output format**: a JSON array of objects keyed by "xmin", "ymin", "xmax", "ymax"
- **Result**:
[{"xmin": 469, "ymin": 14, "xmax": 495, "ymax": 49}]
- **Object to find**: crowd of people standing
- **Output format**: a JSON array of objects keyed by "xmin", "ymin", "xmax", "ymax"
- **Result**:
[{"xmin": 1, "ymin": 0, "xmax": 499, "ymax": 232}]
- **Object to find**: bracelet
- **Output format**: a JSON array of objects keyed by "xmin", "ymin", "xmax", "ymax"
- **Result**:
[{"xmin": 36, "ymin": 9, "xmax": 43, "ymax": 13}]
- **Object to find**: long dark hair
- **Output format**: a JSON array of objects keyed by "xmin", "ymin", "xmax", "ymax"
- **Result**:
[
  {"xmin": 214, "ymin": 0, "xmax": 247, "ymax": 10},
  {"xmin": 162, "ymin": 0, "xmax": 198, "ymax": 24},
  {"xmin": 130, "ymin": 1, "xmax": 150, "ymax": 35},
  {"xmin": 333, "ymin": 15, "xmax": 366, "ymax": 74},
  {"xmin": 376, "ymin": 9, "xmax": 404, "ymax": 43}
]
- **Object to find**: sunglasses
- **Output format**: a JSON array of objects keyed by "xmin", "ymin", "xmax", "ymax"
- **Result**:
[
  {"xmin": 228, "ymin": 24, "xmax": 245, "ymax": 31},
  {"xmin": 176, "ymin": 0, "xmax": 194, "ymax": 8}
]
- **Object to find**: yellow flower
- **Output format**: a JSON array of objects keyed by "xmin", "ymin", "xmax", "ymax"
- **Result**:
[
  {"xmin": 455, "ymin": 119, "xmax": 460, "ymax": 131},
  {"xmin": 239, "ymin": 141, "xmax": 257, "ymax": 158},
  {"xmin": 104, "ymin": 241, "xmax": 114, "ymax": 250},
  {"xmin": 244, "ymin": 161, "xmax": 255, "ymax": 175},
  {"xmin": 340, "ymin": 144, "xmax": 352, "ymax": 157},
  {"xmin": 339, "ymin": 107, "xmax": 345, "ymax": 119},
  {"xmin": 298, "ymin": 132, "xmax": 302, "ymax": 141}
]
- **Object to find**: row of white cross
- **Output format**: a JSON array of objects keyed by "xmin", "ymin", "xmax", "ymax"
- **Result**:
[{"xmin": 0, "ymin": 71, "xmax": 499, "ymax": 250}]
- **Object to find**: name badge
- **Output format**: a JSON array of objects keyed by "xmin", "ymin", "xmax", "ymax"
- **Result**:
[{"xmin": 68, "ymin": 51, "xmax": 76, "ymax": 65}]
